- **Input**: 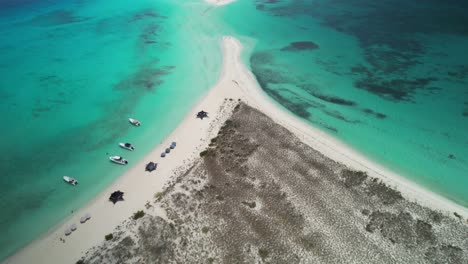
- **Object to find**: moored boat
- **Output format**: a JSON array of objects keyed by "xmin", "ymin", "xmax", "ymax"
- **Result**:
[
  {"xmin": 119, "ymin": 143, "xmax": 135, "ymax": 151},
  {"xmin": 109, "ymin": 156, "xmax": 128, "ymax": 165},
  {"xmin": 129, "ymin": 118, "xmax": 141, "ymax": 127},
  {"xmin": 63, "ymin": 176, "xmax": 78, "ymax": 186}
]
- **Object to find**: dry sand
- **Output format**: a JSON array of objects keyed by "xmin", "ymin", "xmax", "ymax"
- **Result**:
[{"xmin": 4, "ymin": 36, "xmax": 467, "ymax": 264}]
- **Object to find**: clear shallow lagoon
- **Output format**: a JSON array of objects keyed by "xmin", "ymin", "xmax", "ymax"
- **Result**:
[
  {"xmin": 0, "ymin": 0, "xmax": 223, "ymax": 259},
  {"xmin": 214, "ymin": 0, "xmax": 468, "ymax": 205},
  {"xmin": 1, "ymin": 0, "xmax": 467, "ymax": 260}
]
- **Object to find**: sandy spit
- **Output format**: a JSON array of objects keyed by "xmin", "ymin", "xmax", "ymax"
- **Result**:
[{"xmin": 204, "ymin": 0, "xmax": 237, "ymax": 6}]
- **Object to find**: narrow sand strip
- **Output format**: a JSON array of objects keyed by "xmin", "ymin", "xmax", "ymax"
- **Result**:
[
  {"xmin": 4, "ymin": 36, "xmax": 467, "ymax": 264},
  {"xmin": 205, "ymin": 0, "xmax": 237, "ymax": 6}
]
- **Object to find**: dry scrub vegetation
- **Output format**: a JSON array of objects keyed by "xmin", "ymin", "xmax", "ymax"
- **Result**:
[{"xmin": 80, "ymin": 103, "xmax": 467, "ymax": 264}]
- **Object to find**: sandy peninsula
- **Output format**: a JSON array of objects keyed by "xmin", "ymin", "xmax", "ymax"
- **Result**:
[{"xmin": 4, "ymin": 36, "xmax": 468, "ymax": 264}]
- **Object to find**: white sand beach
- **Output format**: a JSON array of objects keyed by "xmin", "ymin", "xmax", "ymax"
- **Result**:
[{"xmin": 4, "ymin": 36, "xmax": 467, "ymax": 264}]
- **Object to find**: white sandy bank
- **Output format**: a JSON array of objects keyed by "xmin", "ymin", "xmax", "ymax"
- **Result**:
[
  {"xmin": 5, "ymin": 36, "xmax": 467, "ymax": 264},
  {"xmin": 205, "ymin": 0, "xmax": 236, "ymax": 6}
]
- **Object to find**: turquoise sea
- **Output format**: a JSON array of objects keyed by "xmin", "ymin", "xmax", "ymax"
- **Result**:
[
  {"xmin": 0, "ymin": 0, "xmax": 467, "ymax": 260},
  {"xmin": 215, "ymin": 0, "xmax": 468, "ymax": 208},
  {"xmin": 0, "ymin": 0, "xmax": 224, "ymax": 259}
]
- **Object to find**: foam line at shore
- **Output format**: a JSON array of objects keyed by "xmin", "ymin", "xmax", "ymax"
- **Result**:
[{"xmin": 4, "ymin": 36, "xmax": 467, "ymax": 264}]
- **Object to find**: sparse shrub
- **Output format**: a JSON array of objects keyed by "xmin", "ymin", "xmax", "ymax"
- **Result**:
[
  {"xmin": 154, "ymin": 192, "xmax": 163, "ymax": 201},
  {"xmin": 241, "ymin": 201, "xmax": 256, "ymax": 208},
  {"xmin": 200, "ymin": 149, "xmax": 216, "ymax": 157},
  {"xmin": 258, "ymin": 248, "xmax": 269, "ymax": 260},
  {"xmin": 202, "ymin": 226, "xmax": 209, "ymax": 233},
  {"xmin": 105, "ymin": 233, "xmax": 113, "ymax": 241},
  {"xmin": 76, "ymin": 260, "xmax": 85, "ymax": 264},
  {"xmin": 365, "ymin": 223, "xmax": 375, "ymax": 233},
  {"xmin": 429, "ymin": 211, "xmax": 444, "ymax": 223},
  {"xmin": 342, "ymin": 169, "xmax": 367, "ymax": 188},
  {"xmin": 145, "ymin": 201, "xmax": 152, "ymax": 209},
  {"xmin": 133, "ymin": 210, "xmax": 145, "ymax": 220},
  {"xmin": 365, "ymin": 178, "xmax": 403, "ymax": 205}
]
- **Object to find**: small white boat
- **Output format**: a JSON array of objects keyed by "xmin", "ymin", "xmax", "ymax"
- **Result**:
[
  {"xmin": 119, "ymin": 142, "xmax": 135, "ymax": 151},
  {"xmin": 63, "ymin": 176, "xmax": 78, "ymax": 186},
  {"xmin": 109, "ymin": 156, "xmax": 128, "ymax": 165},
  {"xmin": 129, "ymin": 118, "xmax": 141, "ymax": 127}
]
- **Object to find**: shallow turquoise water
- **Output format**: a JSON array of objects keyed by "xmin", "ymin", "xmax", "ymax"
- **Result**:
[
  {"xmin": 1, "ymin": 0, "xmax": 468, "ymax": 261},
  {"xmin": 213, "ymin": 0, "xmax": 468, "ymax": 205},
  {"xmin": 0, "ymin": 0, "xmax": 223, "ymax": 259}
]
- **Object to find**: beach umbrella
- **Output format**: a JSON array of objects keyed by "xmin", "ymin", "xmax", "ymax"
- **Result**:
[
  {"xmin": 145, "ymin": 162, "xmax": 157, "ymax": 172},
  {"xmin": 170, "ymin": 142, "xmax": 176, "ymax": 149},
  {"xmin": 196, "ymin": 110, "xmax": 208, "ymax": 120},
  {"xmin": 65, "ymin": 228, "xmax": 72, "ymax": 236},
  {"xmin": 70, "ymin": 224, "xmax": 77, "ymax": 231},
  {"xmin": 85, "ymin": 213, "xmax": 91, "ymax": 221},
  {"xmin": 109, "ymin": 191, "xmax": 124, "ymax": 204},
  {"xmin": 161, "ymin": 152, "xmax": 166, "ymax": 158},
  {"xmin": 80, "ymin": 216, "xmax": 87, "ymax": 224},
  {"xmin": 165, "ymin": 148, "xmax": 171, "ymax": 153}
]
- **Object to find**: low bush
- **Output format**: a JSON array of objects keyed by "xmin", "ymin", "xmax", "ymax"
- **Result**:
[
  {"xmin": 133, "ymin": 210, "xmax": 145, "ymax": 220},
  {"xmin": 258, "ymin": 248, "xmax": 269, "ymax": 260},
  {"xmin": 105, "ymin": 233, "xmax": 113, "ymax": 241},
  {"xmin": 154, "ymin": 192, "xmax": 163, "ymax": 201}
]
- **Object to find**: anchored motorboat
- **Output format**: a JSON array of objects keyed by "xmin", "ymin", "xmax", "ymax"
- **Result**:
[
  {"xmin": 119, "ymin": 143, "xmax": 135, "ymax": 151},
  {"xmin": 129, "ymin": 118, "xmax": 141, "ymax": 127},
  {"xmin": 63, "ymin": 176, "xmax": 78, "ymax": 186},
  {"xmin": 109, "ymin": 156, "xmax": 128, "ymax": 165}
]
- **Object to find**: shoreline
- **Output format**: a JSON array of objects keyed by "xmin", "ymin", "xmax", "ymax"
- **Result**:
[
  {"xmin": 5, "ymin": 36, "xmax": 467, "ymax": 264},
  {"xmin": 233, "ymin": 46, "xmax": 468, "ymax": 218}
]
